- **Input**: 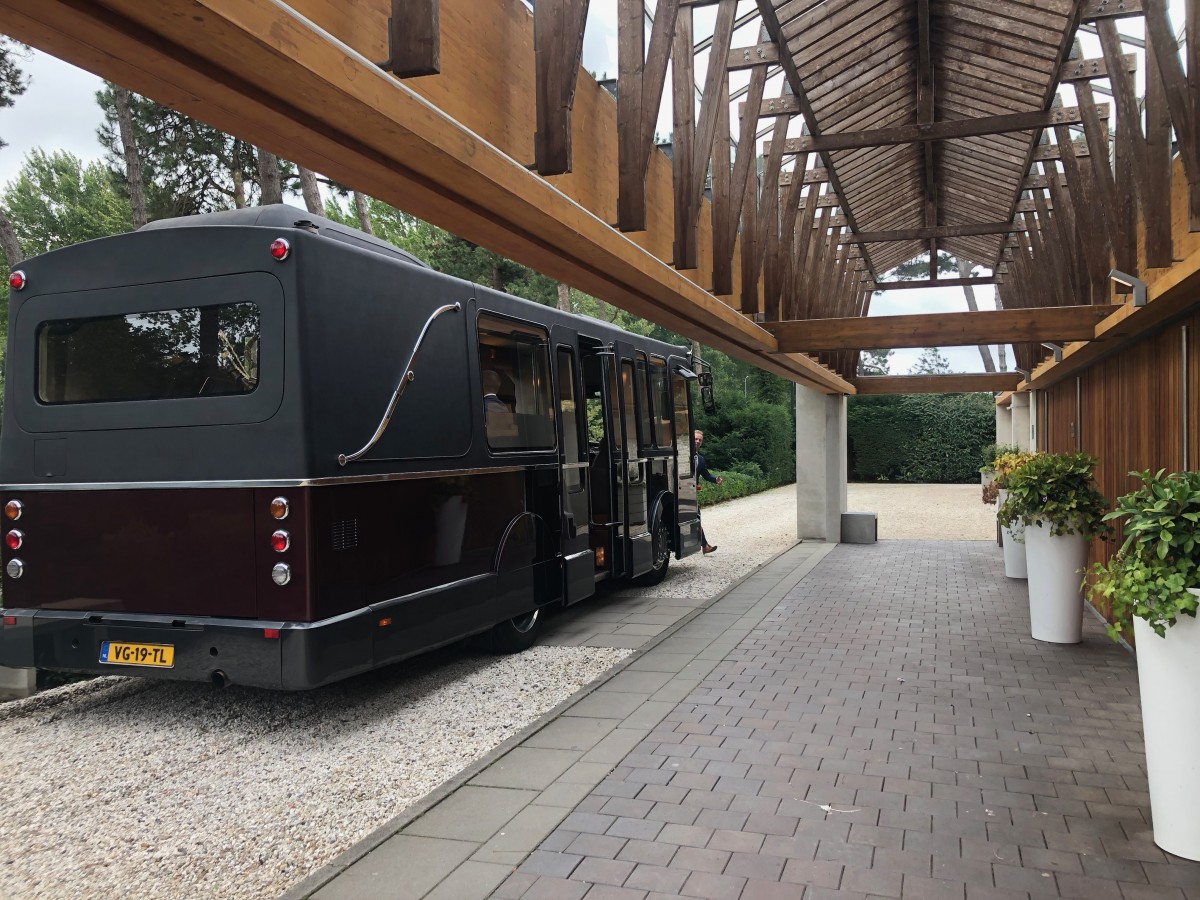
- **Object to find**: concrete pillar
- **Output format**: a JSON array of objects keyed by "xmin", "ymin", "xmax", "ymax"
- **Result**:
[
  {"xmin": 0, "ymin": 666, "xmax": 35, "ymax": 701},
  {"xmin": 995, "ymin": 402, "xmax": 1012, "ymax": 447},
  {"xmin": 795, "ymin": 384, "xmax": 847, "ymax": 541},
  {"xmin": 1010, "ymin": 393, "xmax": 1031, "ymax": 451}
]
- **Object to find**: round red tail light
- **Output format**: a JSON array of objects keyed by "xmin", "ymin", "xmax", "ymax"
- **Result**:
[
  {"xmin": 270, "ymin": 530, "xmax": 291, "ymax": 552},
  {"xmin": 8, "ymin": 270, "xmax": 25, "ymax": 290},
  {"xmin": 269, "ymin": 237, "xmax": 291, "ymax": 261},
  {"xmin": 4, "ymin": 500, "xmax": 23, "ymax": 520},
  {"xmin": 5, "ymin": 530, "xmax": 22, "ymax": 551}
]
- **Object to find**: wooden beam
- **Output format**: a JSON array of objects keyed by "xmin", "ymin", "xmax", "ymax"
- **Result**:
[
  {"xmin": 844, "ymin": 223, "xmax": 1018, "ymax": 243},
  {"xmin": 380, "ymin": 0, "xmax": 439, "ymax": 77},
  {"xmin": 726, "ymin": 42, "xmax": 778, "ymax": 70},
  {"xmin": 768, "ymin": 306, "xmax": 1123, "ymax": 352},
  {"xmin": 0, "ymin": 0, "xmax": 859, "ymax": 393},
  {"xmin": 870, "ymin": 277, "xmax": 996, "ymax": 290},
  {"xmin": 1060, "ymin": 52, "xmax": 1137, "ymax": 82},
  {"xmin": 852, "ymin": 373, "xmax": 1023, "ymax": 394},
  {"xmin": 534, "ymin": 0, "xmax": 590, "ymax": 175},
  {"xmin": 1081, "ymin": 0, "xmax": 1143, "ymax": 19},
  {"xmin": 745, "ymin": 106, "xmax": 1106, "ymax": 150}
]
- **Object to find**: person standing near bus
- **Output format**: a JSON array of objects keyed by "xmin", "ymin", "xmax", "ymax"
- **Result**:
[{"xmin": 694, "ymin": 429, "xmax": 721, "ymax": 554}]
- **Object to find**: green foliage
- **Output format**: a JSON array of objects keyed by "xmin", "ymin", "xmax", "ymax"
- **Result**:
[
  {"xmin": 857, "ymin": 348, "xmax": 893, "ymax": 376},
  {"xmin": 979, "ymin": 442, "xmax": 1023, "ymax": 471},
  {"xmin": 96, "ymin": 85, "xmax": 269, "ymax": 218},
  {"xmin": 0, "ymin": 38, "xmax": 30, "ymax": 148},
  {"xmin": 695, "ymin": 394, "xmax": 795, "ymax": 486},
  {"xmin": 1087, "ymin": 470, "xmax": 1200, "ymax": 640},
  {"xmin": 698, "ymin": 470, "xmax": 770, "ymax": 506},
  {"xmin": 847, "ymin": 393, "xmax": 996, "ymax": 483},
  {"xmin": 2, "ymin": 149, "xmax": 131, "ymax": 255},
  {"xmin": 997, "ymin": 451, "xmax": 1109, "ymax": 539},
  {"xmin": 910, "ymin": 347, "xmax": 952, "ymax": 374}
]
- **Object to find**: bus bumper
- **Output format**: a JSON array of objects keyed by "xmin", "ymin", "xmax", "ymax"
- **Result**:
[{"xmin": 0, "ymin": 607, "xmax": 376, "ymax": 690}]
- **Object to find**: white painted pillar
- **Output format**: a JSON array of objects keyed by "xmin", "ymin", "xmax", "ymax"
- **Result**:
[
  {"xmin": 795, "ymin": 385, "xmax": 847, "ymax": 541},
  {"xmin": 995, "ymin": 402, "xmax": 1012, "ymax": 447},
  {"xmin": 1010, "ymin": 393, "xmax": 1031, "ymax": 450}
]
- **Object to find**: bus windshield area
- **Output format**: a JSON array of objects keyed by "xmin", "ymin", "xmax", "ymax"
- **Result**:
[{"xmin": 36, "ymin": 302, "xmax": 261, "ymax": 404}]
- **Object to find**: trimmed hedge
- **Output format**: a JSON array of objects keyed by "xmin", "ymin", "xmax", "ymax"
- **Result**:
[
  {"xmin": 697, "ymin": 470, "xmax": 776, "ymax": 506},
  {"xmin": 847, "ymin": 393, "xmax": 996, "ymax": 483}
]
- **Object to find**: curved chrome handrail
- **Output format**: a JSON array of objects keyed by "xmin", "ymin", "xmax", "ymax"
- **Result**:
[{"xmin": 338, "ymin": 302, "xmax": 462, "ymax": 465}]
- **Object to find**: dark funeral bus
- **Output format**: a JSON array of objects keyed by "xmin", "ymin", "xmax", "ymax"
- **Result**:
[{"xmin": 0, "ymin": 205, "xmax": 705, "ymax": 689}]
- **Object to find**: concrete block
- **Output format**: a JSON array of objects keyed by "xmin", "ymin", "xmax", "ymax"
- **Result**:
[
  {"xmin": 0, "ymin": 666, "xmax": 35, "ymax": 701},
  {"xmin": 841, "ymin": 512, "xmax": 877, "ymax": 544}
]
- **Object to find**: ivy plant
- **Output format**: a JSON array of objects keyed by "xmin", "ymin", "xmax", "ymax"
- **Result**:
[
  {"xmin": 1087, "ymin": 470, "xmax": 1200, "ymax": 640},
  {"xmin": 997, "ymin": 451, "xmax": 1109, "ymax": 539}
]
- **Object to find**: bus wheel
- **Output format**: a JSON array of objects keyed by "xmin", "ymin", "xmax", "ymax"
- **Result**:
[
  {"xmin": 634, "ymin": 520, "xmax": 671, "ymax": 586},
  {"xmin": 490, "ymin": 607, "xmax": 542, "ymax": 653}
]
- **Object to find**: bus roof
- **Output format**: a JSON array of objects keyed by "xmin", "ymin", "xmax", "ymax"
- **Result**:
[{"xmin": 139, "ymin": 203, "xmax": 429, "ymax": 269}]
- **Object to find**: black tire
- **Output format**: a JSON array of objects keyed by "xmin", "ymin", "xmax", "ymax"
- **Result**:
[
  {"xmin": 489, "ymin": 606, "xmax": 543, "ymax": 653},
  {"xmin": 633, "ymin": 519, "xmax": 672, "ymax": 586}
]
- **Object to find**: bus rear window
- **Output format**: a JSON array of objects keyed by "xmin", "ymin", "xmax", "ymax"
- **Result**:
[{"xmin": 37, "ymin": 302, "xmax": 261, "ymax": 404}]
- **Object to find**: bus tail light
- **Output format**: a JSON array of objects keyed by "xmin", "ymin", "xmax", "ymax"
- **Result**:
[
  {"xmin": 4, "ymin": 500, "xmax": 23, "ymax": 520},
  {"xmin": 270, "ymin": 497, "xmax": 289, "ymax": 519},
  {"xmin": 271, "ymin": 563, "xmax": 291, "ymax": 586},
  {"xmin": 3, "ymin": 616, "xmax": 16, "ymax": 626},
  {"xmin": 5, "ymin": 530, "xmax": 22, "ymax": 550},
  {"xmin": 6, "ymin": 559, "xmax": 24, "ymax": 579},
  {"xmin": 263, "ymin": 628, "xmax": 280, "ymax": 639},
  {"xmin": 270, "ymin": 530, "xmax": 290, "ymax": 552},
  {"xmin": 8, "ymin": 270, "xmax": 25, "ymax": 290},
  {"xmin": 269, "ymin": 238, "xmax": 291, "ymax": 261},
  {"xmin": 595, "ymin": 546, "xmax": 606, "ymax": 567}
]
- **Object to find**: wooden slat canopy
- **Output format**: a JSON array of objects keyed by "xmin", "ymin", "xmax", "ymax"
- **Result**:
[{"xmin": 0, "ymin": 0, "xmax": 1195, "ymax": 391}]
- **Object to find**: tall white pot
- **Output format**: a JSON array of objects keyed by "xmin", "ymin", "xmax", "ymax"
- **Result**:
[
  {"xmin": 1023, "ymin": 520, "xmax": 1086, "ymax": 643},
  {"xmin": 1134, "ymin": 596, "xmax": 1200, "ymax": 861},
  {"xmin": 998, "ymin": 489, "xmax": 1027, "ymax": 579}
]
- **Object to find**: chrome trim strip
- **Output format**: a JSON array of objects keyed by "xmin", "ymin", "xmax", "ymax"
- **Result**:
[
  {"xmin": 561, "ymin": 462, "xmax": 588, "ymax": 470},
  {"xmin": 338, "ymin": 301, "xmax": 461, "ymax": 466},
  {"xmin": 563, "ymin": 549, "xmax": 592, "ymax": 563},
  {"xmin": 0, "ymin": 465, "xmax": 542, "ymax": 492}
]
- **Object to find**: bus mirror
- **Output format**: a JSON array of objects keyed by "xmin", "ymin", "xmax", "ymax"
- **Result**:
[
  {"xmin": 698, "ymin": 372, "xmax": 713, "ymax": 388},
  {"xmin": 700, "ymin": 384, "xmax": 716, "ymax": 414}
]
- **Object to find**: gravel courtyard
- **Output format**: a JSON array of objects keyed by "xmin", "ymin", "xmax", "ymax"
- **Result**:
[{"xmin": 0, "ymin": 482, "xmax": 989, "ymax": 899}]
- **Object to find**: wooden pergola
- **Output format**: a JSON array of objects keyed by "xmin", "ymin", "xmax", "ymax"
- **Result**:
[{"xmin": 1, "ymin": 0, "xmax": 1198, "ymax": 396}]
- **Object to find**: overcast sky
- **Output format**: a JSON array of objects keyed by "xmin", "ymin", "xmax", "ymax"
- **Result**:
[{"xmin": 0, "ymin": 43, "xmax": 1015, "ymax": 375}]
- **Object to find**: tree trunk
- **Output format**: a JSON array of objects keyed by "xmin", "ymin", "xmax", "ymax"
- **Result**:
[
  {"xmin": 490, "ymin": 261, "xmax": 503, "ymax": 292},
  {"xmin": 997, "ymin": 342, "xmax": 1008, "ymax": 372},
  {"xmin": 596, "ymin": 297, "xmax": 608, "ymax": 321},
  {"xmin": 231, "ymin": 139, "xmax": 247, "ymax": 209},
  {"xmin": 954, "ymin": 256, "xmax": 996, "ymax": 372},
  {"xmin": 353, "ymin": 191, "xmax": 374, "ymax": 234},
  {"xmin": 0, "ymin": 205, "xmax": 23, "ymax": 268},
  {"xmin": 556, "ymin": 282, "xmax": 571, "ymax": 312},
  {"xmin": 113, "ymin": 85, "xmax": 148, "ymax": 230},
  {"xmin": 297, "ymin": 166, "xmax": 322, "ymax": 215},
  {"xmin": 257, "ymin": 148, "xmax": 283, "ymax": 205}
]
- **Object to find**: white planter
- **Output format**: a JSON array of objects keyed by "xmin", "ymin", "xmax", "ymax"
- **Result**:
[
  {"xmin": 998, "ymin": 489, "xmax": 1027, "ymax": 579},
  {"xmin": 1023, "ymin": 520, "xmax": 1086, "ymax": 643},
  {"xmin": 1134, "ymin": 609, "xmax": 1200, "ymax": 861}
]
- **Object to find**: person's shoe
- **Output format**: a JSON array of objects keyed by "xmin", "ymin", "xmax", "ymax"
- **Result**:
[{"xmin": 703, "ymin": 544, "xmax": 718, "ymax": 554}]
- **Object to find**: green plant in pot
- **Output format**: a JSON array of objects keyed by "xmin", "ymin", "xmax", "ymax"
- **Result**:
[
  {"xmin": 1086, "ymin": 469, "xmax": 1200, "ymax": 861},
  {"xmin": 990, "ymin": 450, "xmax": 1040, "ymax": 578},
  {"xmin": 1087, "ymin": 469, "xmax": 1200, "ymax": 638},
  {"xmin": 998, "ymin": 452, "xmax": 1108, "ymax": 643}
]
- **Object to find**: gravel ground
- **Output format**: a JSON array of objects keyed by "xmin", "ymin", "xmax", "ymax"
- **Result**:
[
  {"xmin": 0, "ymin": 647, "xmax": 626, "ymax": 900},
  {"xmin": 847, "ymin": 481, "xmax": 995, "ymax": 540},
  {"xmin": 0, "ymin": 482, "xmax": 986, "ymax": 899}
]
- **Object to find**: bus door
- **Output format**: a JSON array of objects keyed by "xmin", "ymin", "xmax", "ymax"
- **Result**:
[
  {"xmin": 670, "ymin": 359, "xmax": 703, "ymax": 556},
  {"xmin": 552, "ymin": 332, "xmax": 594, "ymax": 605},
  {"xmin": 612, "ymin": 340, "xmax": 654, "ymax": 577}
]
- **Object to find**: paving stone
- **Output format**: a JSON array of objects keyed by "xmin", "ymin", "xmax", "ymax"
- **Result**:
[
  {"xmin": 311, "ymin": 835, "xmax": 475, "ymax": 900},
  {"xmin": 402, "ymin": 786, "xmax": 537, "ymax": 842}
]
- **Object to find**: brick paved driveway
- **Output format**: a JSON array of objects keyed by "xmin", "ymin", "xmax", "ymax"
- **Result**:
[{"xmin": 497, "ymin": 541, "xmax": 1200, "ymax": 900}]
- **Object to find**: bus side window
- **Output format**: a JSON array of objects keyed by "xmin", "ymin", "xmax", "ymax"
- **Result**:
[
  {"xmin": 478, "ymin": 313, "xmax": 556, "ymax": 452},
  {"xmin": 673, "ymin": 375, "xmax": 693, "ymax": 478},
  {"xmin": 650, "ymin": 356, "xmax": 671, "ymax": 449},
  {"xmin": 636, "ymin": 354, "xmax": 653, "ymax": 451}
]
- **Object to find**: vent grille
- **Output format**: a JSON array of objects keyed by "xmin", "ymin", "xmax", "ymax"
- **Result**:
[{"xmin": 332, "ymin": 519, "xmax": 359, "ymax": 551}]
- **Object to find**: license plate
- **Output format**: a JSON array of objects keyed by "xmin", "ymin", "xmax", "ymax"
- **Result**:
[{"xmin": 100, "ymin": 641, "xmax": 175, "ymax": 668}]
